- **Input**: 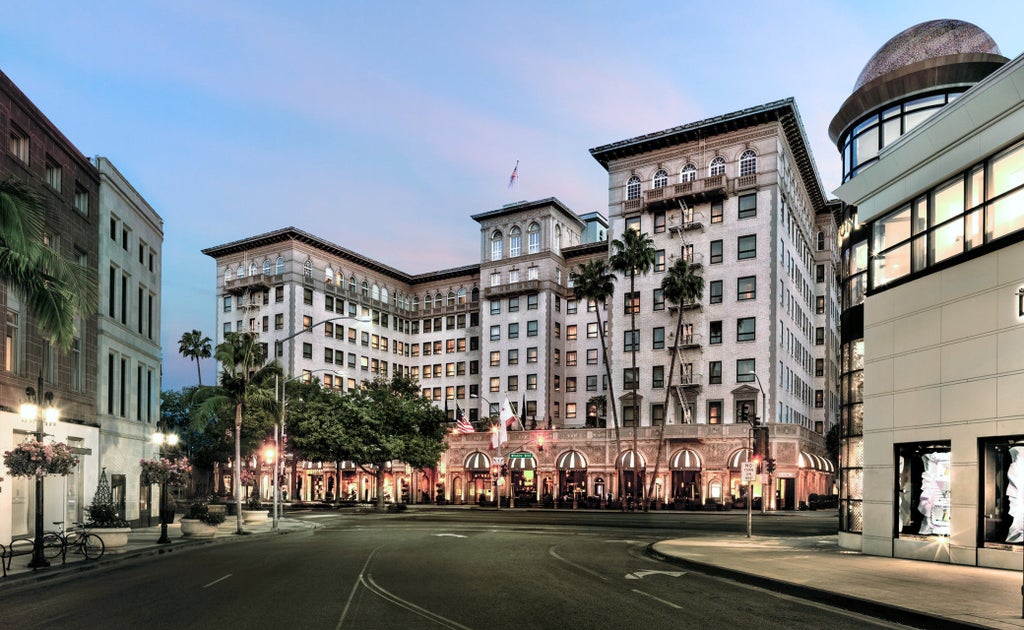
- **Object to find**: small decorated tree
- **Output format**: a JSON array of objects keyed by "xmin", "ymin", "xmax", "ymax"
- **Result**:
[
  {"xmin": 3, "ymin": 441, "xmax": 78, "ymax": 478},
  {"xmin": 87, "ymin": 469, "xmax": 130, "ymax": 528}
]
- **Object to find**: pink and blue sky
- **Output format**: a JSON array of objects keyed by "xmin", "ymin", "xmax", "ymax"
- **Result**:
[{"xmin": 2, "ymin": 1, "xmax": 1022, "ymax": 390}]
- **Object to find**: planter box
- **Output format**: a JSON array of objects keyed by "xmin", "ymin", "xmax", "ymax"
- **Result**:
[
  {"xmin": 91, "ymin": 527, "xmax": 131, "ymax": 553},
  {"xmin": 179, "ymin": 518, "xmax": 218, "ymax": 538},
  {"xmin": 242, "ymin": 509, "xmax": 269, "ymax": 524}
]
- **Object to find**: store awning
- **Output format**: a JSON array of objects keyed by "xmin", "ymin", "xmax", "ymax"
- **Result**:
[
  {"xmin": 727, "ymin": 448, "xmax": 753, "ymax": 469},
  {"xmin": 556, "ymin": 450, "xmax": 588, "ymax": 471},
  {"xmin": 508, "ymin": 452, "xmax": 537, "ymax": 470},
  {"xmin": 669, "ymin": 449, "xmax": 702, "ymax": 470},
  {"xmin": 799, "ymin": 451, "xmax": 835, "ymax": 472},
  {"xmin": 339, "ymin": 461, "xmax": 357, "ymax": 471},
  {"xmin": 616, "ymin": 449, "xmax": 646, "ymax": 470},
  {"xmin": 464, "ymin": 451, "xmax": 491, "ymax": 472}
]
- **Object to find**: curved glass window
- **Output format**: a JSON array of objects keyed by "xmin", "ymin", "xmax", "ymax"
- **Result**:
[
  {"xmin": 303, "ymin": 260, "xmax": 313, "ymax": 278},
  {"xmin": 348, "ymin": 276, "xmax": 356, "ymax": 292},
  {"xmin": 491, "ymin": 230, "xmax": 503, "ymax": 261},
  {"xmin": 446, "ymin": 291, "xmax": 456, "ymax": 307},
  {"xmin": 680, "ymin": 164, "xmax": 696, "ymax": 182},
  {"xmin": 653, "ymin": 169, "xmax": 668, "ymax": 189},
  {"xmin": 528, "ymin": 223, "xmax": 540, "ymax": 254},
  {"xmin": 739, "ymin": 150, "xmax": 757, "ymax": 177},
  {"xmin": 262, "ymin": 259, "xmax": 271, "ymax": 276},
  {"xmin": 372, "ymin": 284, "xmax": 380, "ymax": 301},
  {"xmin": 249, "ymin": 262, "xmax": 257, "ymax": 276},
  {"xmin": 381, "ymin": 287, "xmax": 388, "ymax": 304},
  {"xmin": 236, "ymin": 266, "xmax": 244, "ymax": 278},
  {"xmin": 457, "ymin": 288, "xmax": 467, "ymax": 304},
  {"xmin": 434, "ymin": 293, "xmax": 442, "ymax": 308},
  {"xmin": 361, "ymin": 281, "xmax": 369, "ymax": 297},
  {"xmin": 709, "ymin": 157, "xmax": 726, "ymax": 177},
  {"xmin": 276, "ymin": 257, "xmax": 284, "ymax": 275},
  {"xmin": 325, "ymin": 265, "xmax": 334, "ymax": 284},
  {"xmin": 225, "ymin": 267, "xmax": 232, "ymax": 283},
  {"xmin": 509, "ymin": 227, "xmax": 522, "ymax": 257},
  {"xmin": 626, "ymin": 176, "xmax": 641, "ymax": 200}
]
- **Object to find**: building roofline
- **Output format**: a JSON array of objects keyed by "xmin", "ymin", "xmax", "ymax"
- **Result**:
[{"xmin": 471, "ymin": 197, "xmax": 585, "ymax": 228}]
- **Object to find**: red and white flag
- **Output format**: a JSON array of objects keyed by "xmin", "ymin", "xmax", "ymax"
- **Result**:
[
  {"xmin": 455, "ymin": 404, "xmax": 474, "ymax": 434},
  {"xmin": 500, "ymin": 394, "xmax": 522, "ymax": 430},
  {"xmin": 508, "ymin": 160, "xmax": 519, "ymax": 189}
]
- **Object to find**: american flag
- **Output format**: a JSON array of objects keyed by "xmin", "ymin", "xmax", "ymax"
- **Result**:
[
  {"xmin": 508, "ymin": 160, "xmax": 519, "ymax": 189},
  {"xmin": 455, "ymin": 404, "xmax": 474, "ymax": 434}
]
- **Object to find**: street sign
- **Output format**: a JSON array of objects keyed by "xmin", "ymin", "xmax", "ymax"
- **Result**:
[
  {"xmin": 509, "ymin": 453, "xmax": 531, "ymax": 459},
  {"xmin": 740, "ymin": 462, "xmax": 757, "ymax": 484},
  {"xmin": 492, "ymin": 456, "xmax": 504, "ymax": 464}
]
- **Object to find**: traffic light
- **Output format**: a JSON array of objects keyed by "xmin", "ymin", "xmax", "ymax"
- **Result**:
[
  {"xmin": 753, "ymin": 426, "xmax": 770, "ymax": 460},
  {"xmin": 740, "ymin": 404, "xmax": 749, "ymax": 424},
  {"xmin": 500, "ymin": 464, "xmax": 508, "ymax": 477},
  {"xmin": 536, "ymin": 435, "xmax": 545, "ymax": 451},
  {"xmin": 766, "ymin": 458, "xmax": 776, "ymax": 474}
]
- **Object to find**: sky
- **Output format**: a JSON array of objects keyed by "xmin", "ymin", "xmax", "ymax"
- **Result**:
[{"xmin": 2, "ymin": 1, "xmax": 1023, "ymax": 391}]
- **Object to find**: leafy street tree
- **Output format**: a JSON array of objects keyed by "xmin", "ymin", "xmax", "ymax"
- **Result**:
[
  {"xmin": 609, "ymin": 228, "xmax": 655, "ymax": 500},
  {"xmin": 0, "ymin": 179, "xmax": 97, "ymax": 349},
  {"xmin": 647, "ymin": 257, "xmax": 704, "ymax": 504},
  {"xmin": 570, "ymin": 260, "xmax": 620, "ymax": 461},
  {"xmin": 287, "ymin": 375, "xmax": 447, "ymax": 511},
  {"xmin": 178, "ymin": 329, "xmax": 212, "ymax": 386},
  {"xmin": 197, "ymin": 332, "xmax": 281, "ymax": 533}
]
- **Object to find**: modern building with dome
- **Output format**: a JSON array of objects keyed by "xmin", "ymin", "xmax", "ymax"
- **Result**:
[{"xmin": 831, "ymin": 19, "xmax": 1024, "ymax": 568}]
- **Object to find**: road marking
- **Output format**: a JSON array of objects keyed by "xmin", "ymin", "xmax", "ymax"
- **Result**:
[
  {"xmin": 548, "ymin": 546, "xmax": 609, "ymax": 582},
  {"xmin": 631, "ymin": 589, "xmax": 683, "ymax": 609},
  {"xmin": 362, "ymin": 574, "xmax": 474, "ymax": 630},
  {"xmin": 624, "ymin": 570, "xmax": 686, "ymax": 580},
  {"xmin": 203, "ymin": 574, "xmax": 232, "ymax": 589},
  {"xmin": 337, "ymin": 546, "xmax": 381, "ymax": 629},
  {"xmin": 434, "ymin": 533, "xmax": 467, "ymax": 538},
  {"xmin": 604, "ymin": 539, "xmax": 643, "ymax": 544}
]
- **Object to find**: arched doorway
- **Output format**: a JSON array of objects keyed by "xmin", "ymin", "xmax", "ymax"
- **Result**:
[
  {"xmin": 669, "ymin": 449, "xmax": 702, "ymax": 508},
  {"xmin": 555, "ymin": 450, "xmax": 587, "ymax": 506},
  {"xmin": 508, "ymin": 450, "xmax": 538, "ymax": 505},
  {"xmin": 464, "ymin": 451, "xmax": 491, "ymax": 504},
  {"xmin": 727, "ymin": 447, "xmax": 760, "ymax": 507},
  {"xmin": 616, "ymin": 450, "xmax": 646, "ymax": 502}
]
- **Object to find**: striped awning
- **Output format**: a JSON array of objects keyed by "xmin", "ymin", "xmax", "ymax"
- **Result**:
[
  {"xmin": 799, "ymin": 451, "xmax": 835, "ymax": 472},
  {"xmin": 727, "ymin": 448, "xmax": 753, "ymax": 469},
  {"xmin": 669, "ymin": 449, "xmax": 702, "ymax": 470},
  {"xmin": 556, "ymin": 450, "xmax": 588, "ymax": 471},
  {"xmin": 339, "ymin": 461, "xmax": 357, "ymax": 471},
  {"xmin": 464, "ymin": 451, "xmax": 491, "ymax": 472},
  {"xmin": 508, "ymin": 452, "xmax": 537, "ymax": 470},
  {"xmin": 616, "ymin": 450, "xmax": 646, "ymax": 470}
]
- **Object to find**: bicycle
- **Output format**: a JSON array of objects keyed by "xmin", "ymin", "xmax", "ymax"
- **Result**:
[{"xmin": 42, "ymin": 521, "xmax": 105, "ymax": 562}]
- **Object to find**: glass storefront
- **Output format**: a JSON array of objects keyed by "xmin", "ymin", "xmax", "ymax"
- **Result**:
[
  {"xmin": 980, "ymin": 436, "xmax": 1024, "ymax": 547},
  {"xmin": 895, "ymin": 442, "xmax": 951, "ymax": 537}
]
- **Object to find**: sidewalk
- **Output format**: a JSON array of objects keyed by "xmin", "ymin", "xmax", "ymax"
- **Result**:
[
  {"xmin": 651, "ymin": 532, "xmax": 1024, "ymax": 630},
  {"xmin": 1, "ymin": 516, "xmax": 314, "ymax": 588}
]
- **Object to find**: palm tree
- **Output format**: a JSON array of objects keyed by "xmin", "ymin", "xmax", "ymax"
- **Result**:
[
  {"xmin": 0, "ymin": 179, "xmax": 96, "ymax": 350},
  {"xmin": 199, "ymin": 332, "xmax": 281, "ymax": 534},
  {"xmin": 178, "ymin": 329, "xmax": 212, "ymax": 386},
  {"xmin": 646, "ymin": 257, "xmax": 704, "ymax": 504},
  {"xmin": 570, "ymin": 260, "xmax": 620, "ymax": 459},
  {"xmin": 609, "ymin": 228, "xmax": 655, "ymax": 503}
]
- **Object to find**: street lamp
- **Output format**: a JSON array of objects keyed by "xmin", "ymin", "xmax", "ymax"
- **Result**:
[
  {"xmin": 150, "ymin": 430, "xmax": 179, "ymax": 544},
  {"xmin": 20, "ymin": 375, "xmax": 60, "ymax": 568}
]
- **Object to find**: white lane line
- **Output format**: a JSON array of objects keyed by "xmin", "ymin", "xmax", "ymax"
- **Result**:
[
  {"xmin": 363, "ymin": 574, "xmax": 474, "ymax": 630},
  {"xmin": 631, "ymin": 588, "xmax": 683, "ymax": 609},
  {"xmin": 434, "ymin": 533, "xmax": 467, "ymax": 538},
  {"xmin": 548, "ymin": 546, "xmax": 609, "ymax": 582},
  {"xmin": 203, "ymin": 574, "xmax": 232, "ymax": 589},
  {"xmin": 337, "ymin": 545, "xmax": 381, "ymax": 630}
]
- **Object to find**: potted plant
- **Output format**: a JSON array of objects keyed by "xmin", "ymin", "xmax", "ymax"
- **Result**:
[
  {"xmin": 242, "ymin": 492, "xmax": 269, "ymax": 524},
  {"xmin": 87, "ymin": 469, "xmax": 131, "ymax": 552},
  {"xmin": 179, "ymin": 498, "xmax": 225, "ymax": 538}
]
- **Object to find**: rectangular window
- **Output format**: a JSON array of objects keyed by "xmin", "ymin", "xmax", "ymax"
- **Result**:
[
  {"xmin": 554, "ymin": 322, "xmax": 561, "ymax": 339},
  {"xmin": 653, "ymin": 211, "xmax": 666, "ymax": 233},
  {"xmin": 508, "ymin": 349, "xmax": 518, "ymax": 365},
  {"xmin": 737, "ymin": 276, "xmax": 756, "ymax": 300},
  {"xmin": 508, "ymin": 322, "xmax": 519, "ymax": 339},
  {"xmin": 527, "ymin": 347, "xmax": 538, "ymax": 363},
  {"xmin": 709, "ymin": 361, "xmax": 722, "ymax": 384},
  {"xmin": 586, "ymin": 349, "xmax": 598, "ymax": 365},
  {"xmin": 566, "ymin": 351, "xmax": 576, "ymax": 366},
  {"xmin": 567, "ymin": 325, "xmax": 577, "ymax": 340},
  {"xmin": 816, "ymin": 296, "xmax": 825, "ymax": 314},
  {"xmin": 508, "ymin": 375, "xmax": 518, "ymax": 391},
  {"xmin": 490, "ymin": 325, "xmax": 500, "ymax": 341},
  {"xmin": 652, "ymin": 327, "xmax": 664, "ymax": 350},
  {"xmin": 895, "ymin": 441, "xmax": 951, "ymax": 537},
  {"xmin": 302, "ymin": 343, "xmax": 313, "ymax": 359},
  {"xmin": 45, "ymin": 158, "xmax": 62, "ymax": 192},
  {"xmin": 624, "ymin": 291, "xmax": 640, "ymax": 314},
  {"xmin": 653, "ymin": 288, "xmax": 665, "ymax": 311},
  {"xmin": 710, "ymin": 240, "xmax": 723, "ymax": 264},
  {"xmin": 508, "ymin": 296, "xmax": 519, "ymax": 313},
  {"xmin": 586, "ymin": 375, "xmax": 598, "ymax": 391},
  {"xmin": 587, "ymin": 322, "xmax": 598, "ymax": 338},
  {"xmin": 275, "ymin": 286, "xmax": 284, "ymax": 303},
  {"xmin": 736, "ymin": 359, "xmax": 755, "ymax": 382},
  {"xmin": 490, "ymin": 377, "xmax": 500, "ymax": 393},
  {"xmin": 709, "ymin": 320, "xmax": 722, "ymax": 344},
  {"xmin": 816, "ymin": 264, "xmax": 826, "ymax": 283},
  {"xmin": 490, "ymin": 300, "xmax": 501, "ymax": 315},
  {"xmin": 816, "ymin": 327, "xmax": 825, "ymax": 345},
  {"xmin": 303, "ymin": 288, "xmax": 313, "ymax": 305},
  {"xmin": 708, "ymin": 401, "xmax": 722, "ymax": 424},
  {"xmin": 738, "ymin": 235, "xmax": 757, "ymax": 260},
  {"xmin": 566, "ymin": 403, "xmax": 577, "ymax": 419},
  {"xmin": 815, "ymin": 390, "xmax": 824, "ymax": 408},
  {"xmin": 737, "ymin": 317, "xmax": 756, "ymax": 342},
  {"xmin": 815, "ymin": 358, "xmax": 824, "ymax": 377},
  {"xmin": 709, "ymin": 280, "xmax": 722, "ymax": 304},
  {"xmin": 738, "ymin": 193, "xmax": 756, "ymax": 218},
  {"xmin": 490, "ymin": 351, "xmax": 500, "ymax": 367},
  {"xmin": 711, "ymin": 201, "xmax": 723, "ymax": 224},
  {"xmin": 74, "ymin": 185, "xmax": 89, "ymax": 216},
  {"xmin": 9, "ymin": 125, "xmax": 29, "ymax": 163},
  {"xmin": 527, "ymin": 320, "xmax": 538, "ymax": 337},
  {"xmin": 652, "ymin": 365, "xmax": 664, "ymax": 389},
  {"xmin": 567, "ymin": 299, "xmax": 577, "ymax": 315},
  {"xmin": 527, "ymin": 294, "xmax": 538, "ymax": 310},
  {"xmin": 623, "ymin": 367, "xmax": 639, "ymax": 390},
  {"xmin": 654, "ymin": 250, "xmax": 666, "ymax": 272},
  {"xmin": 623, "ymin": 329, "xmax": 638, "ymax": 352}
]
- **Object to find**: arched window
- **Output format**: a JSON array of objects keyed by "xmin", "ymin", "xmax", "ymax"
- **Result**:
[
  {"xmin": 335, "ymin": 271, "xmax": 342, "ymax": 286},
  {"xmin": 276, "ymin": 256, "xmax": 284, "ymax": 275},
  {"xmin": 361, "ymin": 281, "xmax": 369, "ymax": 297},
  {"xmin": 491, "ymin": 230, "xmax": 503, "ymax": 261},
  {"xmin": 434, "ymin": 292, "xmax": 442, "ymax": 308},
  {"xmin": 653, "ymin": 169, "xmax": 668, "ymax": 189},
  {"xmin": 372, "ymin": 284, "xmax": 380, "ymax": 301},
  {"xmin": 225, "ymin": 267, "xmax": 232, "ymax": 283},
  {"xmin": 236, "ymin": 266, "xmax": 244, "ymax": 278},
  {"xmin": 528, "ymin": 223, "xmax": 541, "ymax": 254},
  {"xmin": 412, "ymin": 296, "xmax": 420, "ymax": 311},
  {"xmin": 555, "ymin": 225, "xmax": 562, "ymax": 254},
  {"xmin": 817, "ymin": 231, "xmax": 826, "ymax": 251},
  {"xmin": 626, "ymin": 175, "xmax": 641, "ymax": 200},
  {"xmin": 349, "ymin": 276, "xmax": 357, "ymax": 293},
  {"xmin": 680, "ymin": 164, "xmax": 697, "ymax": 182},
  {"xmin": 381, "ymin": 287, "xmax": 389, "ymax": 304},
  {"xmin": 471, "ymin": 287, "xmax": 480, "ymax": 302},
  {"xmin": 457, "ymin": 288, "xmax": 467, "ymax": 304},
  {"xmin": 509, "ymin": 226, "xmax": 522, "ymax": 257},
  {"xmin": 325, "ymin": 265, "xmax": 334, "ymax": 284},
  {"xmin": 262, "ymin": 259, "xmax": 271, "ymax": 276},
  {"xmin": 303, "ymin": 259, "xmax": 313, "ymax": 279},
  {"xmin": 249, "ymin": 262, "xmax": 257, "ymax": 276},
  {"xmin": 739, "ymin": 150, "xmax": 757, "ymax": 177},
  {"xmin": 446, "ymin": 291, "xmax": 456, "ymax": 307},
  {"xmin": 709, "ymin": 157, "xmax": 726, "ymax": 177}
]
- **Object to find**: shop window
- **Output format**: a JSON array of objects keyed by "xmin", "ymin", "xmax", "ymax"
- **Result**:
[
  {"xmin": 895, "ymin": 442, "xmax": 951, "ymax": 537},
  {"xmin": 981, "ymin": 437, "xmax": 1024, "ymax": 546}
]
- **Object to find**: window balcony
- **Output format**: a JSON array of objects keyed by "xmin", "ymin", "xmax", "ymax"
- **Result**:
[
  {"xmin": 482, "ymin": 279, "xmax": 541, "ymax": 299},
  {"xmin": 669, "ymin": 332, "xmax": 703, "ymax": 351},
  {"xmin": 225, "ymin": 273, "xmax": 271, "ymax": 295}
]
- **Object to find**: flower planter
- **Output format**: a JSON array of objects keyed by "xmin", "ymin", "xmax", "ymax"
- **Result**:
[
  {"xmin": 179, "ymin": 518, "xmax": 218, "ymax": 538},
  {"xmin": 242, "ymin": 509, "xmax": 269, "ymax": 524},
  {"xmin": 91, "ymin": 527, "xmax": 131, "ymax": 552}
]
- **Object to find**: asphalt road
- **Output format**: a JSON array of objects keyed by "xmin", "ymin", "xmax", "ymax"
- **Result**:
[{"xmin": 0, "ymin": 509, "xmax": 903, "ymax": 630}]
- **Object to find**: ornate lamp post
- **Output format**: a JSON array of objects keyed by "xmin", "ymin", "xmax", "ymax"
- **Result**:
[
  {"xmin": 20, "ymin": 375, "xmax": 60, "ymax": 568},
  {"xmin": 150, "ymin": 430, "xmax": 179, "ymax": 544}
]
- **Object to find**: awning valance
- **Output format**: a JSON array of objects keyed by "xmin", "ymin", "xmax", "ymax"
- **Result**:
[
  {"xmin": 727, "ymin": 448, "xmax": 753, "ymax": 469},
  {"xmin": 616, "ymin": 449, "xmax": 646, "ymax": 470},
  {"xmin": 669, "ymin": 449, "xmax": 702, "ymax": 470},
  {"xmin": 339, "ymin": 461, "xmax": 357, "ymax": 471},
  {"xmin": 464, "ymin": 451, "xmax": 491, "ymax": 472},
  {"xmin": 556, "ymin": 450, "xmax": 588, "ymax": 471},
  {"xmin": 799, "ymin": 451, "xmax": 835, "ymax": 472},
  {"xmin": 508, "ymin": 452, "xmax": 537, "ymax": 470}
]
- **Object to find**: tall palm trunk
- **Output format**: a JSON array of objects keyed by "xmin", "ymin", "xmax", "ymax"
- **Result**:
[
  {"xmin": 234, "ymin": 402, "xmax": 243, "ymax": 534},
  {"xmin": 630, "ymin": 269, "xmax": 639, "ymax": 502},
  {"xmin": 647, "ymin": 309, "xmax": 685, "ymax": 506},
  {"xmin": 196, "ymin": 360, "xmax": 203, "ymax": 388},
  {"xmin": 595, "ymin": 306, "xmax": 621, "ymax": 470}
]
